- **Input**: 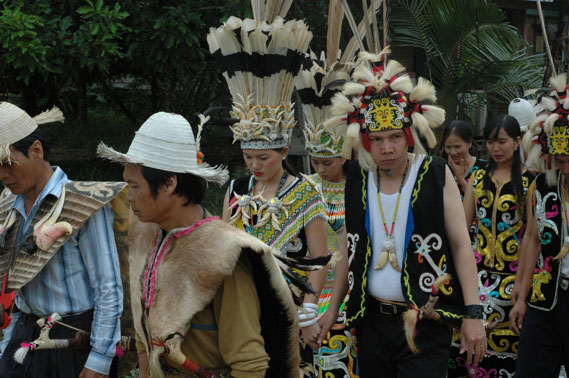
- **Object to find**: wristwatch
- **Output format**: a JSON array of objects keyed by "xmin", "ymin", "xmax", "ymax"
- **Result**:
[{"xmin": 464, "ymin": 304, "xmax": 483, "ymax": 320}]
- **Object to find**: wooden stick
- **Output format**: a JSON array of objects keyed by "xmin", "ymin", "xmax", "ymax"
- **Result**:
[
  {"xmin": 536, "ymin": 0, "xmax": 557, "ymax": 76},
  {"xmin": 362, "ymin": 0, "xmax": 375, "ymax": 53}
]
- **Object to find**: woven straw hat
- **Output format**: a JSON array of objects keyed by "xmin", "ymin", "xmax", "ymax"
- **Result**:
[
  {"xmin": 508, "ymin": 98, "xmax": 536, "ymax": 132},
  {"xmin": 97, "ymin": 112, "xmax": 228, "ymax": 185},
  {"xmin": 0, "ymin": 102, "xmax": 64, "ymax": 164}
]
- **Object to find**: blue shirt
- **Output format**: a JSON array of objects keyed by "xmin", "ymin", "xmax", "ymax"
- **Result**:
[{"xmin": 12, "ymin": 167, "xmax": 123, "ymax": 375}]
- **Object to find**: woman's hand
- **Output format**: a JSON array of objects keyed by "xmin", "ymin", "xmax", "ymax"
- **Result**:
[
  {"xmin": 301, "ymin": 322, "xmax": 322, "ymax": 349},
  {"xmin": 317, "ymin": 310, "xmax": 338, "ymax": 344}
]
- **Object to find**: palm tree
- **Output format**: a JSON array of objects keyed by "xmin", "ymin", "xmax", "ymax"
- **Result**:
[{"xmin": 388, "ymin": 0, "xmax": 544, "ymax": 126}]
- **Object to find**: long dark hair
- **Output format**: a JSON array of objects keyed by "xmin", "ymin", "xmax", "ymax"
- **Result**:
[
  {"xmin": 483, "ymin": 115, "xmax": 523, "ymax": 204},
  {"xmin": 276, "ymin": 147, "xmax": 299, "ymax": 177},
  {"xmin": 441, "ymin": 120, "xmax": 474, "ymax": 159}
]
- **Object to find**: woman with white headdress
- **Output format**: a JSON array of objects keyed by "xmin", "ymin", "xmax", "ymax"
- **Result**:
[
  {"xmin": 295, "ymin": 55, "xmax": 358, "ymax": 377},
  {"xmin": 209, "ymin": 12, "xmax": 330, "ymax": 378}
]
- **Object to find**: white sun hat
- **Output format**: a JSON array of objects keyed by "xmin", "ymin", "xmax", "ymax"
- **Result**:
[
  {"xmin": 97, "ymin": 112, "xmax": 229, "ymax": 185},
  {"xmin": 0, "ymin": 102, "xmax": 64, "ymax": 164},
  {"xmin": 508, "ymin": 98, "xmax": 536, "ymax": 132}
]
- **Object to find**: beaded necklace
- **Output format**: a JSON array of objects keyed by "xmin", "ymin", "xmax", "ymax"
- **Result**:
[{"xmin": 374, "ymin": 156, "xmax": 409, "ymax": 272}]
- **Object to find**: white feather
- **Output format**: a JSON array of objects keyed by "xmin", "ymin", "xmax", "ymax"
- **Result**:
[
  {"xmin": 544, "ymin": 113, "xmax": 560, "ymax": 134},
  {"xmin": 421, "ymin": 105, "xmax": 446, "ymax": 128},
  {"xmin": 352, "ymin": 64, "xmax": 376, "ymax": 87},
  {"xmin": 412, "ymin": 113, "xmax": 437, "ymax": 148},
  {"xmin": 342, "ymin": 123, "xmax": 360, "ymax": 159},
  {"xmin": 343, "ymin": 83, "xmax": 366, "ymax": 97},
  {"xmin": 410, "ymin": 77, "xmax": 437, "ymax": 103},
  {"xmin": 390, "ymin": 75, "xmax": 413, "ymax": 93},
  {"xmin": 549, "ymin": 73, "xmax": 567, "ymax": 93},
  {"xmin": 14, "ymin": 346, "xmax": 29, "ymax": 364},
  {"xmin": 540, "ymin": 96, "xmax": 557, "ymax": 112},
  {"xmin": 330, "ymin": 94, "xmax": 354, "ymax": 116},
  {"xmin": 381, "ymin": 60, "xmax": 407, "ymax": 82}
]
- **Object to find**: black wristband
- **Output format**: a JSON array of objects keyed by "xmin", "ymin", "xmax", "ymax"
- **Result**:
[{"xmin": 464, "ymin": 304, "xmax": 483, "ymax": 320}]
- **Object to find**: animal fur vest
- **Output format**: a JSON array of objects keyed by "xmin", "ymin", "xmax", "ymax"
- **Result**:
[{"xmin": 129, "ymin": 215, "xmax": 300, "ymax": 377}]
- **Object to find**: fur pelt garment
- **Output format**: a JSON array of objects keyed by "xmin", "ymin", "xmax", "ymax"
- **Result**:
[{"xmin": 129, "ymin": 215, "xmax": 299, "ymax": 377}]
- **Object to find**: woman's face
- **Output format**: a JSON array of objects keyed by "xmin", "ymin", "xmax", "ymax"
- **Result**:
[
  {"xmin": 310, "ymin": 156, "xmax": 346, "ymax": 183},
  {"xmin": 486, "ymin": 128, "xmax": 519, "ymax": 166},
  {"xmin": 444, "ymin": 133, "xmax": 471, "ymax": 165},
  {"xmin": 242, "ymin": 148, "xmax": 287, "ymax": 182}
]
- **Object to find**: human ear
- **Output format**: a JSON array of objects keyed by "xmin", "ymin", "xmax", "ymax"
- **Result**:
[
  {"xmin": 162, "ymin": 175, "xmax": 178, "ymax": 195},
  {"xmin": 29, "ymin": 140, "xmax": 44, "ymax": 160}
]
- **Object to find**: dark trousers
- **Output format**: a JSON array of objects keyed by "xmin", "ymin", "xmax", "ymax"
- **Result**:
[
  {"xmin": 356, "ymin": 299, "xmax": 452, "ymax": 378},
  {"xmin": 516, "ymin": 287, "xmax": 569, "ymax": 378},
  {"xmin": 0, "ymin": 310, "xmax": 117, "ymax": 378}
]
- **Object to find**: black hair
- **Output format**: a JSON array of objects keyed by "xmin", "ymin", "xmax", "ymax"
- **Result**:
[
  {"xmin": 141, "ymin": 166, "xmax": 205, "ymax": 206},
  {"xmin": 443, "ymin": 120, "xmax": 474, "ymax": 144},
  {"xmin": 441, "ymin": 120, "xmax": 474, "ymax": 159},
  {"xmin": 11, "ymin": 128, "xmax": 51, "ymax": 161},
  {"xmin": 275, "ymin": 148, "xmax": 299, "ymax": 177},
  {"xmin": 482, "ymin": 115, "xmax": 523, "ymax": 204}
]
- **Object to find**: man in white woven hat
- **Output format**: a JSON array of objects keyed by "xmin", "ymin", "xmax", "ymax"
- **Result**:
[
  {"xmin": 0, "ymin": 102, "xmax": 124, "ymax": 378},
  {"xmin": 98, "ymin": 112, "xmax": 301, "ymax": 377}
]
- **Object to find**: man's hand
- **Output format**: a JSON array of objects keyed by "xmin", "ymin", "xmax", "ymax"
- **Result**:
[
  {"xmin": 459, "ymin": 318, "xmax": 486, "ymax": 367},
  {"xmin": 509, "ymin": 300, "xmax": 526, "ymax": 335},
  {"xmin": 79, "ymin": 368, "xmax": 108, "ymax": 378},
  {"xmin": 301, "ymin": 322, "xmax": 322, "ymax": 350},
  {"xmin": 316, "ymin": 310, "xmax": 337, "ymax": 344}
]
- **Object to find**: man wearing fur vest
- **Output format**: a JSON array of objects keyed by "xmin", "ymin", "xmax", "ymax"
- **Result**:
[{"xmin": 98, "ymin": 112, "xmax": 301, "ymax": 378}]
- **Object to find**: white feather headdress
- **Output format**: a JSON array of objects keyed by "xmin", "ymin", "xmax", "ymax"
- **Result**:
[{"xmin": 207, "ymin": 16, "xmax": 312, "ymax": 149}]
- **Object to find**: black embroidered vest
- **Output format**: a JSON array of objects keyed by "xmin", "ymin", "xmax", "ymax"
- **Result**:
[
  {"xmin": 345, "ymin": 156, "xmax": 464, "ymax": 327},
  {"xmin": 530, "ymin": 173, "xmax": 564, "ymax": 311}
]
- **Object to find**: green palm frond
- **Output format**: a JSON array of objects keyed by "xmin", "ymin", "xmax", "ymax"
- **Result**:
[{"xmin": 389, "ymin": 0, "xmax": 545, "ymax": 124}]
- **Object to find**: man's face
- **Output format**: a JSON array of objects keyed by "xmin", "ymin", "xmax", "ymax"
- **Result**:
[
  {"xmin": 368, "ymin": 129, "xmax": 408, "ymax": 170},
  {"xmin": 0, "ymin": 146, "xmax": 40, "ymax": 195},
  {"xmin": 123, "ymin": 163, "xmax": 165, "ymax": 224},
  {"xmin": 554, "ymin": 155, "xmax": 569, "ymax": 179}
]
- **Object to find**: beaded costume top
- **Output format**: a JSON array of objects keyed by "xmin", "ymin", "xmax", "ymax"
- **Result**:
[
  {"xmin": 469, "ymin": 168, "xmax": 534, "ymax": 358},
  {"xmin": 229, "ymin": 176, "xmax": 326, "ymax": 258}
]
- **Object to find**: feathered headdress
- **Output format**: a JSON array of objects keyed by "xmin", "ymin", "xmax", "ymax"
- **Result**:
[
  {"xmin": 0, "ymin": 102, "xmax": 64, "ymax": 164},
  {"xmin": 324, "ymin": 48, "xmax": 445, "ymax": 162},
  {"xmin": 523, "ymin": 72, "xmax": 569, "ymax": 186},
  {"xmin": 295, "ymin": 53, "xmax": 350, "ymax": 158},
  {"xmin": 207, "ymin": 15, "xmax": 312, "ymax": 149}
]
